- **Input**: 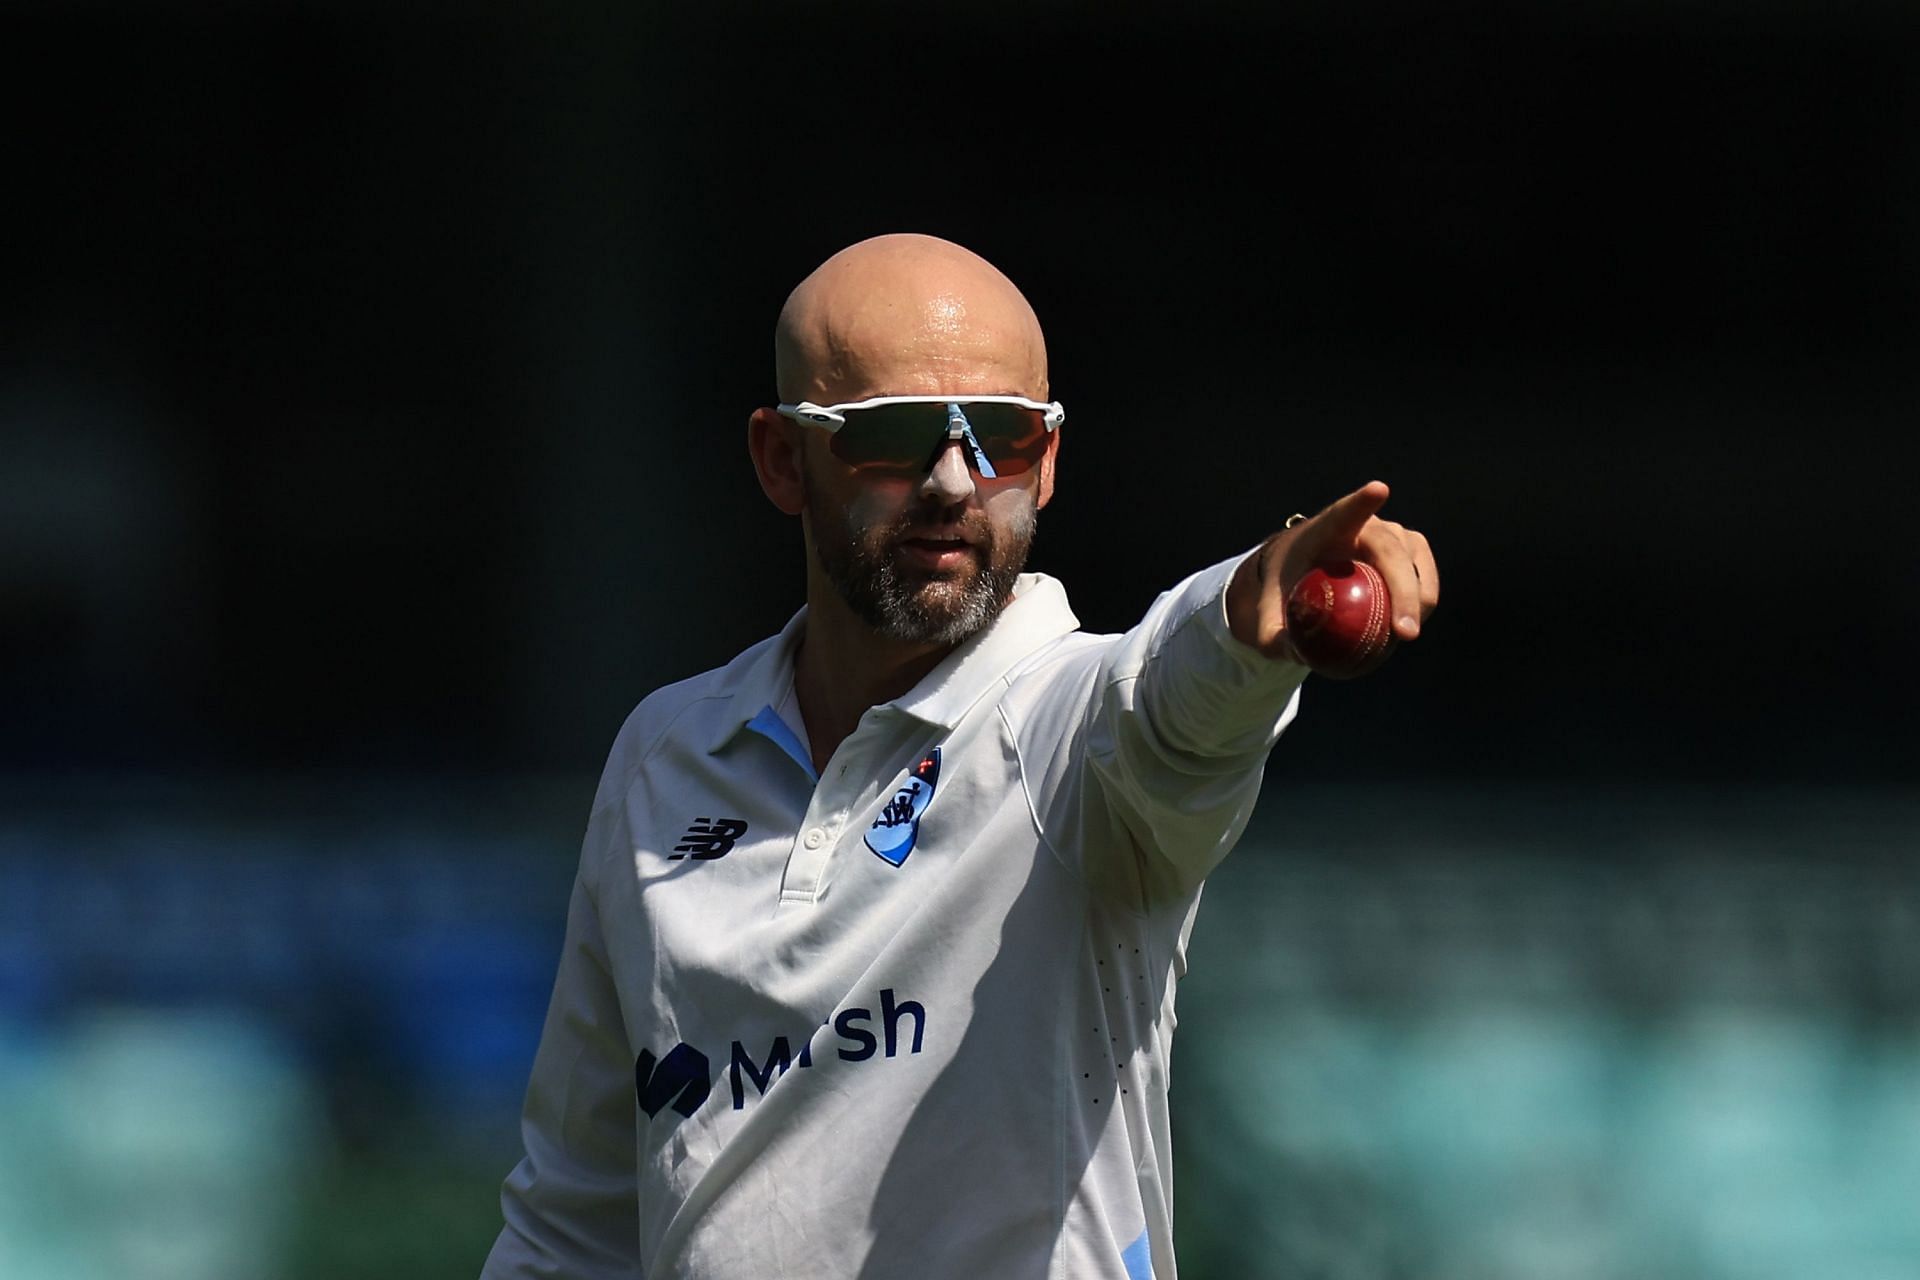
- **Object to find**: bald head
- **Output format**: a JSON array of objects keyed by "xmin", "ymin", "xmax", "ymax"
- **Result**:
[{"xmin": 775, "ymin": 234, "xmax": 1048, "ymax": 405}]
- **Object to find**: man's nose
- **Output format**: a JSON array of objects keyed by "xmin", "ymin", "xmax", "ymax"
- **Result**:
[{"xmin": 918, "ymin": 439, "xmax": 977, "ymax": 505}]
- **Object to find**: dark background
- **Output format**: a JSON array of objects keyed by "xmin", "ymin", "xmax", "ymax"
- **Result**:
[{"xmin": 8, "ymin": 1, "xmax": 1916, "ymax": 788}]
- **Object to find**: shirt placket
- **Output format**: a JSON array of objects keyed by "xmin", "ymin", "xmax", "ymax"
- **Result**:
[{"xmin": 777, "ymin": 713, "xmax": 899, "ymax": 908}]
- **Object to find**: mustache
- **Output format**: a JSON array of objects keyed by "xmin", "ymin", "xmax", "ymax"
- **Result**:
[{"xmin": 884, "ymin": 510, "xmax": 992, "ymax": 546}]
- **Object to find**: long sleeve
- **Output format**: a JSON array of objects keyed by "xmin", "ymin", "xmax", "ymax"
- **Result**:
[
  {"xmin": 1004, "ymin": 549, "xmax": 1307, "ymax": 904},
  {"xmin": 481, "ymin": 847, "xmax": 641, "ymax": 1278}
]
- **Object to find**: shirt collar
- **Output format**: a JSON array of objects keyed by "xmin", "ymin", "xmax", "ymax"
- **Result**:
[
  {"xmin": 702, "ymin": 606, "xmax": 809, "ymax": 755},
  {"xmin": 889, "ymin": 573, "xmax": 1079, "ymax": 728},
  {"xmin": 704, "ymin": 573, "xmax": 1080, "ymax": 756}
]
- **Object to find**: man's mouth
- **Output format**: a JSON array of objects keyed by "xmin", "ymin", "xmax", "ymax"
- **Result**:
[{"xmin": 896, "ymin": 534, "xmax": 978, "ymax": 571}]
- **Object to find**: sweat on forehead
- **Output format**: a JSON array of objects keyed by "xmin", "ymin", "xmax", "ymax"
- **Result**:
[{"xmin": 775, "ymin": 234, "xmax": 1049, "ymax": 404}]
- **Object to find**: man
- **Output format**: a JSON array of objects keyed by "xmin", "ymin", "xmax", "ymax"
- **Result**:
[{"xmin": 482, "ymin": 233, "xmax": 1438, "ymax": 1278}]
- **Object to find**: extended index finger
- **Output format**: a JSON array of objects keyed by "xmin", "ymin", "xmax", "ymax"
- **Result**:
[{"xmin": 1301, "ymin": 480, "xmax": 1391, "ymax": 560}]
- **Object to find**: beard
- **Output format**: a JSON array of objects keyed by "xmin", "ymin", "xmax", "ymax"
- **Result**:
[{"xmin": 803, "ymin": 467, "xmax": 1038, "ymax": 648}]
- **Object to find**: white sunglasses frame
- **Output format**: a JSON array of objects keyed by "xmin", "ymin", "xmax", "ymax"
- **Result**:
[
  {"xmin": 774, "ymin": 396, "xmax": 1065, "ymax": 478},
  {"xmin": 776, "ymin": 394, "xmax": 1066, "ymax": 431}
]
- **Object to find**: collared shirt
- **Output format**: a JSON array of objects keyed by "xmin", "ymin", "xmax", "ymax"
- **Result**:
[{"xmin": 483, "ymin": 551, "xmax": 1306, "ymax": 1280}]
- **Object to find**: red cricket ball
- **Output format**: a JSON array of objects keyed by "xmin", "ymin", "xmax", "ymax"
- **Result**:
[{"xmin": 1283, "ymin": 560, "xmax": 1397, "ymax": 678}]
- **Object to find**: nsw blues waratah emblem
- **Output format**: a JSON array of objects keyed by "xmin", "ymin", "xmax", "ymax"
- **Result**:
[{"xmin": 865, "ymin": 748, "xmax": 940, "ymax": 867}]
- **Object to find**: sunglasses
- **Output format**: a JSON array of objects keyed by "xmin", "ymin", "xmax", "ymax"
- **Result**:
[{"xmin": 776, "ymin": 396, "xmax": 1065, "ymax": 478}]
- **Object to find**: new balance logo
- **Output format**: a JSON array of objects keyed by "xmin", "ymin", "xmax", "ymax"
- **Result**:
[
  {"xmin": 672, "ymin": 817, "xmax": 747, "ymax": 859},
  {"xmin": 635, "ymin": 1042, "xmax": 712, "ymax": 1118}
]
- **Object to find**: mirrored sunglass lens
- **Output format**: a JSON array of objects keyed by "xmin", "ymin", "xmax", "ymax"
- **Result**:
[
  {"xmin": 827, "ymin": 404, "xmax": 946, "ymax": 470},
  {"xmin": 826, "ymin": 402, "xmax": 1052, "ymax": 474},
  {"xmin": 957, "ymin": 404, "xmax": 1050, "ymax": 475}
]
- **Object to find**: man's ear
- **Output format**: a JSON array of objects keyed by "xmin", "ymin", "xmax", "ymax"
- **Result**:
[
  {"xmin": 1033, "ymin": 427, "xmax": 1060, "ymax": 511},
  {"xmin": 748, "ymin": 407, "xmax": 806, "ymax": 515}
]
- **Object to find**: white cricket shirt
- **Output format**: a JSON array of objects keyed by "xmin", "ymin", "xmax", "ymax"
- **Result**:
[{"xmin": 483, "ymin": 551, "xmax": 1306, "ymax": 1280}]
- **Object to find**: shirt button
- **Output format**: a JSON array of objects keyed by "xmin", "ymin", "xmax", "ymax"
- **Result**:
[{"xmin": 803, "ymin": 828, "xmax": 825, "ymax": 849}]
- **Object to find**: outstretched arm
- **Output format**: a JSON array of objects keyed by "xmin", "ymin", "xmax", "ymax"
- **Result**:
[{"xmin": 1007, "ymin": 480, "xmax": 1441, "ymax": 904}]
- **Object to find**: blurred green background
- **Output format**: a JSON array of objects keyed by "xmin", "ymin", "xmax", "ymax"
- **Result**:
[
  {"xmin": 3, "ymin": 782, "xmax": 1914, "ymax": 1277},
  {"xmin": 5, "ymin": 0, "xmax": 1917, "ymax": 1275}
]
